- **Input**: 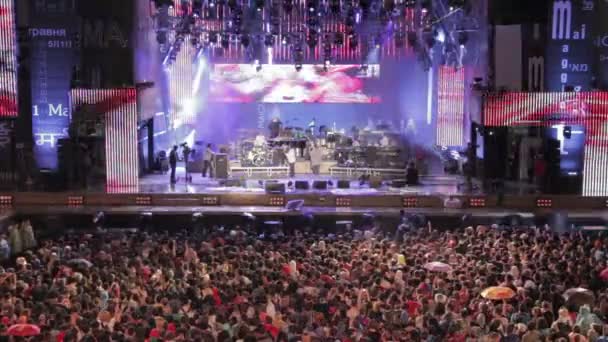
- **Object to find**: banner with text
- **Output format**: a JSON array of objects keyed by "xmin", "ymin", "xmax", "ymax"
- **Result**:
[
  {"xmin": 76, "ymin": 0, "xmax": 134, "ymax": 87},
  {"xmin": 545, "ymin": 0, "xmax": 595, "ymax": 91},
  {"xmin": 29, "ymin": 0, "xmax": 77, "ymax": 170}
]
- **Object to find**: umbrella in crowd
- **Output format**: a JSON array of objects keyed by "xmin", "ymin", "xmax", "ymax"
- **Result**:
[
  {"xmin": 423, "ymin": 261, "xmax": 452, "ymax": 273},
  {"xmin": 6, "ymin": 323, "xmax": 41, "ymax": 337},
  {"xmin": 600, "ymin": 267, "xmax": 608, "ymax": 281},
  {"xmin": 481, "ymin": 286, "xmax": 516, "ymax": 300},
  {"xmin": 563, "ymin": 287, "xmax": 595, "ymax": 308}
]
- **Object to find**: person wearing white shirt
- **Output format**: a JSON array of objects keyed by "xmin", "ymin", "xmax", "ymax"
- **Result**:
[{"xmin": 285, "ymin": 146, "xmax": 297, "ymax": 177}]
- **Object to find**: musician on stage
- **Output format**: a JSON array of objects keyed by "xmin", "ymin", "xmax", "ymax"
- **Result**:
[
  {"xmin": 169, "ymin": 145, "xmax": 178, "ymax": 184},
  {"xmin": 285, "ymin": 145, "xmax": 297, "ymax": 177},
  {"xmin": 309, "ymin": 142, "xmax": 323, "ymax": 175},
  {"xmin": 202, "ymin": 143, "xmax": 214, "ymax": 178},
  {"xmin": 268, "ymin": 117, "xmax": 282, "ymax": 139}
]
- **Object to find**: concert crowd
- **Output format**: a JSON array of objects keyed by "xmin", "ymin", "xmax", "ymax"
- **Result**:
[{"xmin": 1, "ymin": 222, "xmax": 608, "ymax": 341}]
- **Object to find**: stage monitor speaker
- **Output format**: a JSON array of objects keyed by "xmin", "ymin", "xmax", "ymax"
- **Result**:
[
  {"xmin": 313, "ymin": 180, "xmax": 328, "ymax": 190},
  {"xmin": 391, "ymin": 179, "xmax": 408, "ymax": 188},
  {"xmin": 295, "ymin": 180, "xmax": 310, "ymax": 190},
  {"xmin": 265, "ymin": 182, "xmax": 286, "ymax": 194},
  {"xmin": 214, "ymin": 153, "xmax": 229, "ymax": 179},
  {"xmin": 337, "ymin": 180, "xmax": 350, "ymax": 189}
]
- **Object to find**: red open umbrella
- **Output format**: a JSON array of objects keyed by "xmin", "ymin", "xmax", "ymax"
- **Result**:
[
  {"xmin": 6, "ymin": 323, "xmax": 41, "ymax": 337},
  {"xmin": 600, "ymin": 268, "xmax": 608, "ymax": 281}
]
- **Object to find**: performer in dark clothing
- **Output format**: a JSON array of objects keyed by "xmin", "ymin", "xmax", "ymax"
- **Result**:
[
  {"xmin": 406, "ymin": 162, "xmax": 419, "ymax": 185},
  {"xmin": 268, "ymin": 117, "xmax": 282, "ymax": 139},
  {"xmin": 169, "ymin": 145, "xmax": 178, "ymax": 184}
]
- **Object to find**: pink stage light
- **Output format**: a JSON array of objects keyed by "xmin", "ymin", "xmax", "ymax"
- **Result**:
[
  {"xmin": 436, "ymin": 66, "xmax": 465, "ymax": 146},
  {"xmin": 483, "ymin": 92, "xmax": 608, "ymax": 196},
  {"xmin": 0, "ymin": 0, "xmax": 17, "ymax": 117},
  {"xmin": 70, "ymin": 88, "xmax": 139, "ymax": 191}
]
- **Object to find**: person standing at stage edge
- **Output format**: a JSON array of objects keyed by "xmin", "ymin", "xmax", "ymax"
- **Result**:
[
  {"xmin": 286, "ymin": 145, "xmax": 297, "ymax": 177},
  {"xmin": 309, "ymin": 142, "xmax": 323, "ymax": 175},
  {"xmin": 169, "ymin": 145, "xmax": 178, "ymax": 184},
  {"xmin": 202, "ymin": 143, "xmax": 214, "ymax": 178}
]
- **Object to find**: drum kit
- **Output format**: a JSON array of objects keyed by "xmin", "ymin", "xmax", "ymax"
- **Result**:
[{"xmin": 239, "ymin": 126, "xmax": 309, "ymax": 167}]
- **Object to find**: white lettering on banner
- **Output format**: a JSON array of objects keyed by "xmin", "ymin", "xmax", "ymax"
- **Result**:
[
  {"xmin": 33, "ymin": 104, "xmax": 69, "ymax": 117},
  {"xmin": 49, "ymin": 104, "xmax": 68, "ymax": 117},
  {"xmin": 596, "ymin": 35, "xmax": 608, "ymax": 47},
  {"xmin": 83, "ymin": 20, "xmax": 128, "ymax": 48},
  {"xmin": 34, "ymin": 133, "xmax": 66, "ymax": 148},
  {"xmin": 570, "ymin": 64, "xmax": 589, "ymax": 72},
  {"xmin": 562, "ymin": 59, "xmax": 569, "ymax": 69},
  {"xmin": 29, "ymin": 28, "xmax": 67, "ymax": 38},
  {"xmin": 553, "ymin": 0, "xmax": 572, "ymax": 40},
  {"xmin": 528, "ymin": 56, "xmax": 545, "ymax": 91},
  {"xmin": 552, "ymin": 1, "xmax": 587, "ymax": 40},
  {"xmin": 561, "ymin": 73, "xmax": 568, "ymax": 83}
]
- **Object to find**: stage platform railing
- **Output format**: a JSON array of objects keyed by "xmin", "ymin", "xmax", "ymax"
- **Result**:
[
  {"xmin": 229, "ymin": 166, "xmax": 289, "ymax": 177},
  {"xmin": 329, "ymin": 166, "xmax": 407, "ymax": 178}
]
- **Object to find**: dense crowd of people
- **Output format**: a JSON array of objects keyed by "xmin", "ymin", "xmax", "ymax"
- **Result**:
[{"xmin": 1, "ymin": 220, "xmax": 608, "ymax": 341}]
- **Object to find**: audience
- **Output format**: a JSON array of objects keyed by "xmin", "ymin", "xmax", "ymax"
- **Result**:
[{"xmin": 0, "ymin": 221, "xmax": 607, "ymax": 341}]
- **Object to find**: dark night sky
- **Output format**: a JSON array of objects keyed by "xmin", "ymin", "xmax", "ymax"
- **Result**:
[{"xmin": 490, "ymin": 0, "xmax": 550, "ymax": 25}]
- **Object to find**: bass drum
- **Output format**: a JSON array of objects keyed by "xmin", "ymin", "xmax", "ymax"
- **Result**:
[{"xmin": 249, "ymin": 147, "xmax": 268, "ymax": 166}]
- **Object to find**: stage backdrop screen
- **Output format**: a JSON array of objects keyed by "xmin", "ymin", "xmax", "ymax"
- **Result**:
[
  {"xmin": 483, "ymin": 92, "xmax": 608, "ymax": 196},
  {"xmin": 0, "ymin": 0, "xmax": 17, "ymax": 117},
  {"xmin": 209, "ymin": 64, "xmax": 381, "ymax": 103}
]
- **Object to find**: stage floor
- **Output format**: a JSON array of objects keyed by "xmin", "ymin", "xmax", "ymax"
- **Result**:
[{"xmin": 136, "ymin": 170, "xmax": 537, "ymax": 196}]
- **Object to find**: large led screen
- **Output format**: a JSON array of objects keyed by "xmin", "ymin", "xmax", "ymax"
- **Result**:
[
  {"xmin": 210, "ymin": 64, "xmax": 381, "ymax": 103},
  {"xmin": 0, "ymin": 0, "xmax": 17, "ymax": 117},
  {"xmin": 483, "ymin": 92, "xmax": 608, "ymax": 196}
]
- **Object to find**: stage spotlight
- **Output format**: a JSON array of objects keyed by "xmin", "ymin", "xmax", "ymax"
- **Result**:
[
  {"xmin": 192, "ymin": 212, "xmax": 204, "ymax": 221},
  {"xmin": 281, "ymin": 34, "xmax": 290, "ymax": 45}
]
